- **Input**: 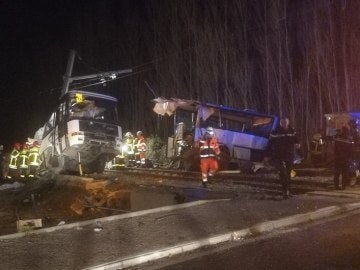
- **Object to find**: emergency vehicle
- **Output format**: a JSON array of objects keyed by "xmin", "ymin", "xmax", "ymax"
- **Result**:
[
  {"xmin": 34, "ymin": 90, "xmax": 122, "ymax": 175},
  {"xmin": 153, "ymin": 98, "xmax": 279, "ymax": 171}
]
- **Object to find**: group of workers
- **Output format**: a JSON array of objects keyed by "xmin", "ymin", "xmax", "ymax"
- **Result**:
[
  {"xmin": 200, "ymin": 116, "xmax": 360, "ymax": 198},
  {"xmin": 5, "ymin": 140, "xmax": 41, "ymax": 179},
  {"xmin": 2, "ymin": 131, "xmax": 148, "ymax": 178},
  {"xmin": 2, "ymin": 117, "xmax": 356, "ymax": 198},
  {"xmin": 111, "ymin": 130, "xmax": 147, "ymax": 169},
  {"xmin": 305, "ymin": 119, "xmax": 360, "ymax": 191}
]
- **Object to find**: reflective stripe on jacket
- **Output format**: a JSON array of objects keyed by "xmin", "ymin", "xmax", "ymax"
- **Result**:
[
  {"xmin": 123, "ymin": 140, "xmax": 135, "ymax": 155},
  {"xmin": 199, "ymin": 137, "xmax": 220, "ymax": 158},
  {"xmin": 18, "ymin": 149, "xmax": 29, "ymax": 169},
  {"xmin": 29, "ymin": 146, "xmax": 40, "ymax": 166},
  {"xmin": 9, "ymin": 149, "xmax": 20, "ymax": 169},
  {"xmin": 135, "ymin": 136, "xmax": 147, "ymax": 153}
]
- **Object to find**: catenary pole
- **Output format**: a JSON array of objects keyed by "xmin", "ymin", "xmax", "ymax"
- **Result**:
[{"xmin": 61, "ymin": 49, "xmax": 132, "ymax": 97}]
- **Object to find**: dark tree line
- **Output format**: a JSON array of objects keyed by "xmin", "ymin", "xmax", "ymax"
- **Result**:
[
  {"xmin": 3, "ymin": 0, "xmax": 360, "ymax": 153},
  {"xmin": 101, "ymin": 0, "xmax": 359, "ymax": 154}
]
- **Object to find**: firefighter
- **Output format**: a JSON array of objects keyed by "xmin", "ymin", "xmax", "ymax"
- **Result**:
[
  {"xmin": 7, "ymin": 143, "xmax": 21, "ymax": 179},
  {"xmin": 123, "ymin": 132, "xmax": 136, "ymax": 167},
  {"xmin": 28, "ymin": 141, "xmax": 41, "ymax": 178},
  {"xmin": 110, "ymin": 132, "xmax": 136, "ymax": 170},
  {"xmin": 134, "ymin": 131, "xmax": 147, "ymax": 167},
  {"xmin": 268, "ymin": 117, "xmax": 300, "ymax": 199},
  {"xmin": 333, "ymin": 126, "xmax": 354, "ymax": 190},
  {"xmin": 196, "ymin": 126, "xmax": 221, "ymax": 188},
  {"xmin": 111, "ymin": 139, "xmax": 126, "ymax": 170},
  {"xmin": 111, "ymin": 153, "xmax": 125, "ymax": 170},
  {"xmin": 18, "ymin": 143, "xmax": 30, "ymax": 178}
]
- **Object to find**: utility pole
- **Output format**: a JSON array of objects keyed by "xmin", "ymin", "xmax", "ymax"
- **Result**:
[
  {"xmin": 61, "ymin": 50, "xmax": 132, "ymax": 97},
  {"xmin": 61, "ymin": 50, "xmax": 76, "ymax": 97}
]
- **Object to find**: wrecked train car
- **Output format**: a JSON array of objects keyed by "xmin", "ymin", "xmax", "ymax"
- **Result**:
[{"xmin": 34, "ymin": 90, "xmax": 122, "ymax": 175}]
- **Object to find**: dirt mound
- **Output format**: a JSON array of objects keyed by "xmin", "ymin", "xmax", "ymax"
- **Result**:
[{"xmin": 0, "ymin": 177, "xmax": 133, "ymax": 236}]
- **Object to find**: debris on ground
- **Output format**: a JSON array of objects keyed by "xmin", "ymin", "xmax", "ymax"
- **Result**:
[
  {"xmin": 0, "ymin": 175, "xmax": 134, "ymax": 236},
  {"xmin": 16, "ymin": 218, "xmax": 42, "ymax": 232}
]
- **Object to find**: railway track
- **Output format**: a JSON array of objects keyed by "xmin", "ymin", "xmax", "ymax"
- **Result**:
[{"xmin": 103, "ymin": 167, "xmax": 334, "ymax": 195}]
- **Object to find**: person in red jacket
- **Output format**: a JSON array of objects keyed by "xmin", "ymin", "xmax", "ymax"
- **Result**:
[
  {"xmin": 197, "ymin": 126, "xmax": 221, "ymax": 188},
  {"xmin": 134, "ymin": 131, "xmax": 147, "ymax": 167}
]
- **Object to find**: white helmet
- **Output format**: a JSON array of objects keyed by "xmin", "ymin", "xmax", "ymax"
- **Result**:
[
  {"xmin": 205, "ymin": 126, "xmax": 214, "ymax": 136},
  {"xmin": 125, "ymin": 132, "xmax": 133, "ymax": 138},
  {"xmin": 136, "ymin": 131, "xmax": 143, "ymax": 136}
]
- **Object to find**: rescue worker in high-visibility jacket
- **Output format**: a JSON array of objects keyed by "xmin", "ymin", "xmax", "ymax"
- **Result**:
[
  {"xmin": 196, "ymin": 126, "xmax": 221, "ymax": 188},
  {"xmin": 134, "ymin": 131, "xmax": 147, "ymax": 167},
  {"xmin": 7, "ymin": 143, "xmax": 21, "ymax": 179},
  {"xmin": 111, "ymin": 140, "xmax": 125, "ymax": 170},
  {"xmin": 111, "ymin": 133, "xmax": 134, "ymax": 170},
  {"xmin": 28, "ymin": 141, "xmax": 41, "ymax": 178},
  {"xmin": 18, "ymin": 143, "xmax": 30, "ymax": 178},
  {"xmin": 123, "ymin": 132, "xmax": 136, "ymax": 167},
  {"xmin": 111, "ymin": 153, "xmax": 125, "ymax": 170}
]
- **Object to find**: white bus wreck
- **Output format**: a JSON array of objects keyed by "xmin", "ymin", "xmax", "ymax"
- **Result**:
[{"xmin": 153, "ymin": 98, "xmax": 279, "ymax": 171}]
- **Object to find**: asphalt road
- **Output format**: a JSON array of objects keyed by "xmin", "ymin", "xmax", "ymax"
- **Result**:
[
  {"xmin": 2, "ymin": 170, "xmax": 360, "ymax": 270},
  {"xmin": 146, "ymin": 210, "xmax": 360, "ymax": 270}
]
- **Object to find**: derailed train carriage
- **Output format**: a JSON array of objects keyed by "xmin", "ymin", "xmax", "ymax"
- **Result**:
[
  {"xmin": 153, "ymin": 98, "xmax": 279, "ymax": 171},
  {"xmin": 34, "ymin": 90, "xmax": 122, "ymax": 175}
]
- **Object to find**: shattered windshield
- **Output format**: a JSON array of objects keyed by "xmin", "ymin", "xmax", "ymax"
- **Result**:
[{"xmin": 68, "ymin": 93, "xmax": 118, "ymax": 123}]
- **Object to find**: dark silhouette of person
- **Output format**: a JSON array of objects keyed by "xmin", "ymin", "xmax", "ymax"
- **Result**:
[
  {"xmin": 268, "ymin": 117, "xmax": 300, "ymax": 199},
  {"xmin": 333, "ymin": 125, "xmax": 354, "ymax": 190}
]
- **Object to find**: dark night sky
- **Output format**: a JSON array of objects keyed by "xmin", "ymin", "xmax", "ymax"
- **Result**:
[
  {"xmin": 2, "ymin": 1, "xmax": 355, "ymax": 152},
  {"xmin": 0, "ymin": 1, "xmax": 141, "ymax": 150}
]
